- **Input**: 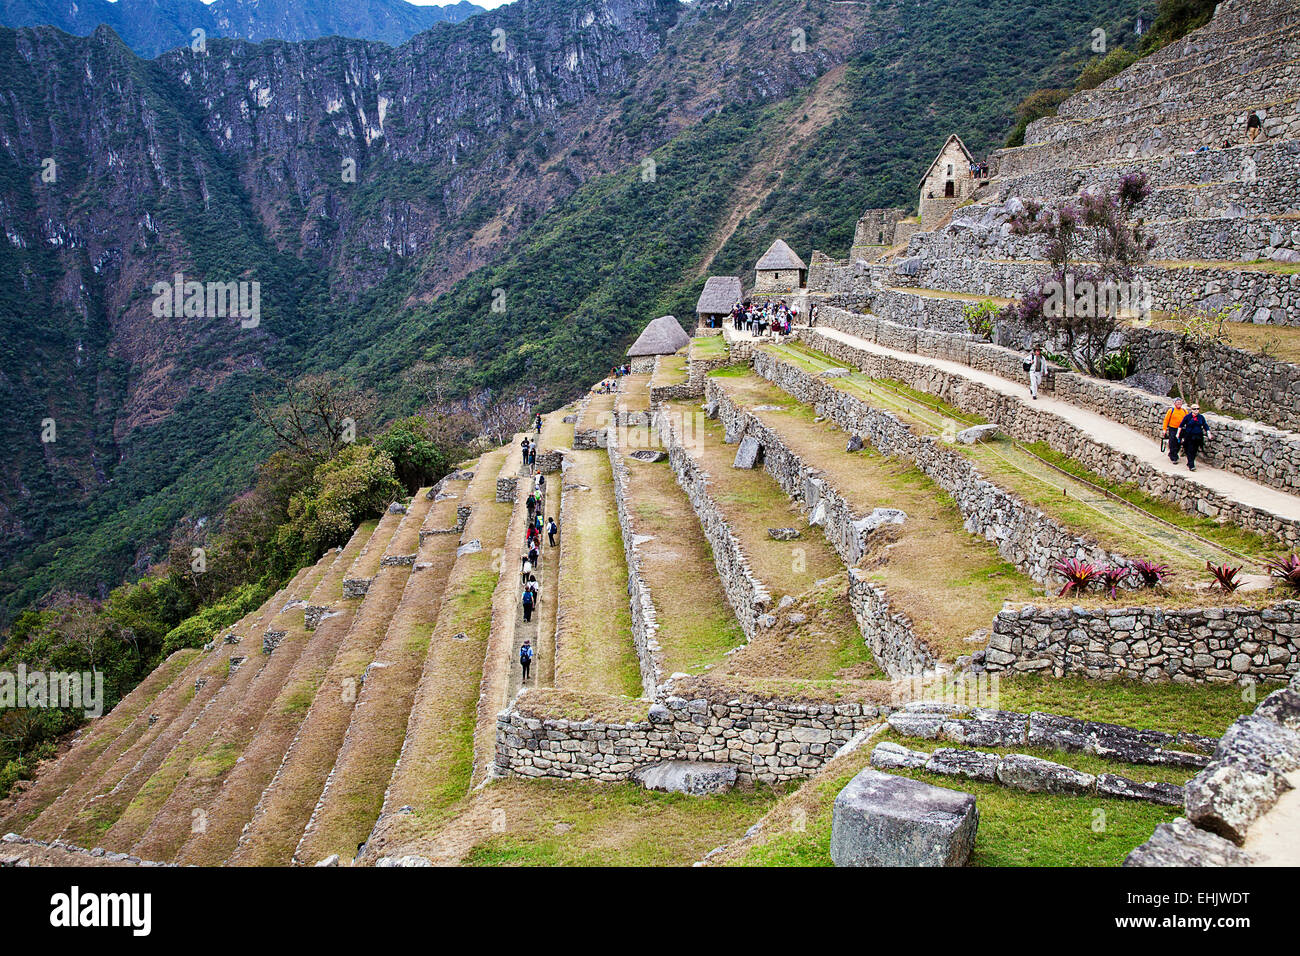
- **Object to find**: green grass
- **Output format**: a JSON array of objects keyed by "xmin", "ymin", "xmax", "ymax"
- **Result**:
[
  {"xmin": 464, "ymin": 779, "xmax": 784, "ymax": 867},
  {"xmin": 1021, "ymin": 441, "xmax": 1279, "ymax": 561},
  {"xmin": 734, "ymin": 749, "xmax": 1179, "ymax": 867},
  {"xmin": 989, "ymin": 673, "xmax": 1269, "ymax": 738},
  {"xmin": 690, "ymin": 336, "xmax": 728, "ymax": 357}
]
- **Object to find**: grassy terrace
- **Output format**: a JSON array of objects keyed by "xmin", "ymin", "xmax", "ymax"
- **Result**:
[
  {"xmin": 660, "ymin": 394, "xmax": 882, "ymax": 678},
  {"xmin": 295, "ymin": 491, "xmax": 463, "ymax": 865},
  {"xmin": 651, "ymin": 349, "xmax": 690, "ymax": 389},
  {"xmin": 555, "ymin": 441, "xmax": 641, "ymax": 698},
  {"xmin": 622, "ymin": 424, "xmax": 747, "ymax": 675},
  {"xmin": 690, "ymin": 335, "xmax": 729, "ymax": 358},
  {"xmin": 1142, "ymin": 315, "xmax": 1300, "ymax": 365},
  {"xmin": 707, "ymin": 369, "xmax": 1039, "ymax": 661},
  {"xmin": 769, "ymin": 340, "xmax": 1280, "ymax": 586},
  {"xmin": 174, "ymin": 522, "xmax": 384, "ymax": 865},
  {"xmin": 359, "ymin": 448, "xmax": 514, "ymax": 858},
  {"xmin": 228, "ymin": 503, "xmax": 429, "ymax": 865}
]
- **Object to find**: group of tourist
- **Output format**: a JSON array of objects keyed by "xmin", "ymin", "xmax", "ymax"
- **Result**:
[
  {"xmin": 728, "ymin": 300, "xmax": 800, "ymax": 338},
  {"xmin": 969, "ymin": 160, "xmax": 991, "ymax": 179},
  {"xmin": 517, "ymin": 430, "xmax": 558, "ymax": 683}
]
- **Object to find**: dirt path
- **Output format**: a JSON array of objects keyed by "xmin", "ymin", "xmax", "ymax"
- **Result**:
[
  {"xmin": 816, "ymin": 326, "xmax": 1300, "ymax": 525},
  {"xmin": 1245, "ymin": 768, "xmax": 1300, "ymax": 865}
]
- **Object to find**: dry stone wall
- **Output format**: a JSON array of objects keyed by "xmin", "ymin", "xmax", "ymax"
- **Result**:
[
  {"xmin": 749, "ymin": 346, "xmax": 1138, "ymax": 584},
  {"xmin": 984, "ymin": 602, "xmax": 1300, "ymax": 683},
  {"xmin": 495, "ymin": 687, "xmax": 891, "ymax": 784},
  {"xmin": 605, "ymin": 433, "xmax": 663, "ymax": 697},
  {"xmin": 799, "ymin": 327, "xmax": 1300, "ymax": 549}
]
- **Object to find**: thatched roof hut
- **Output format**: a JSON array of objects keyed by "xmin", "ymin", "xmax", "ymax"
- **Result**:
[
  {"xmin": 626, "ymin": 314, "xmax": 691, "ymax": 357},
  {"xmin": 696, "ymin": 276, "xmax": 742, "ymax": 316},
  {"xmin": 755, "ymin": 239, "xmax": 807, "ymax": 272}
]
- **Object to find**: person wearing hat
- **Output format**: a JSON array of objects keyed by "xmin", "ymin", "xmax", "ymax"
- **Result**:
[
  {"xmin": 1176, "ymin": 404, "xmax": 1212, "ymax": 472},
  {"xmin": 1025, "ymin": 347, "xmax": 1048, "ymax": 400}
]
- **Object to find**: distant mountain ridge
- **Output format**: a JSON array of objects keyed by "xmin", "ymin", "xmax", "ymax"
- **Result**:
[{"xmin": 0, "ymin": 0, "xmax": 484, "ymax": 57}]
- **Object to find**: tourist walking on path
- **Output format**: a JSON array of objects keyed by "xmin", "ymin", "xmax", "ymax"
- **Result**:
[
  {"xmin": 547, "ymin": 517, "xmax": 558, "ymax": 547},
  {"xmin": 522, "ymin": 587, "xmax": 534, "ymax": 623},
  {"xmin": 535, "ymin": 413, "xmax": 542, "ymax": 435},
  {"xmin": 1177, "ymin": 405, "xmax": 1212, "ymax": 472},
  {"xmin": 519, "ymin": 640, "xmax": 533, "ymax": 681},
  {"xmin": 1025, "ymin": 347, "xmax": 1048, "ymax": 400},
  {"xmin": 1161, "ymin": 398, "xmax": 1188, "ymax": 463}
]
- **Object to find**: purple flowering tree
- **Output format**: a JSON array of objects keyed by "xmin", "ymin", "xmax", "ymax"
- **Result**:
[{"xmin": 1002, "ymin": 172, "xmax": 1154, "ymax": 375}]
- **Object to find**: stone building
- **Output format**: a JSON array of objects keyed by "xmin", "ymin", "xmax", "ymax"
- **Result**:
[
  {"xmin": 851, "ymin": 207, "xmax": 910, "ymax": 260},
  {"xmin": 754, "ymin": 239, "xmax": 807, "ymax": 295},
  {"xmin": 695, "ymin": 275, "xmax": 741, "ymax": 328},
  {"xmin": 919, "ymin": 134, "xmax": 976, "ymax": 230}
]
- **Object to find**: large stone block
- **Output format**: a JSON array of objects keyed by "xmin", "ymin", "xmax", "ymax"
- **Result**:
[
  {"xmin": 830, "ymin": 769, "xmax": 978, "ymax": 867},
  {"xmin": 995, "ymin": 753, "xmax": 1095, "ymax": 795},
  {"xmin": 632, "ymin": 760, "xmax": 737, "ymax": 795},
  {"xmin": 733, "ymin": 436, "xmax": 763, "ymax": 469},
  {"xmin": 1184, "ymin": 755, "xmax": 1293, "ymax": 845}
]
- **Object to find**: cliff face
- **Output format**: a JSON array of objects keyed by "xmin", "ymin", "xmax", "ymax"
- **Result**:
[{"xmin": 0, "ymin": 0, "xmax": 485, "ymax": 58}]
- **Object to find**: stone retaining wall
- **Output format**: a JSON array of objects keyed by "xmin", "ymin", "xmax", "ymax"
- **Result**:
[
  {"xmin": 798, "ymin": 327, "xmax": 1300, "ymax": 549},
  {"xmin": 605, "ymin": 432, "xmax": 662, "ymax": 697},
  {"xmin": 750, "ymin": 345, "xmax": 1137, "ymax": 584},
  {"xmin": 495, "ymin": 688, "xmax": 891, "ymax": 784},
  {"xmin": 984, "ymin": 602, "xmax": 1300, "ymax": 683},
  {"xmin": 653, "ymin": 402, "xmax": 772, "ymax": 642}
]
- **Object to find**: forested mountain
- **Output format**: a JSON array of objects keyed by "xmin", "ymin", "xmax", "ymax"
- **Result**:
[
  {"xmin": 0, "ymin": 0, "xmax": 483, "ymax": 57},
  {"xmin": 0, "ymin": 0, "xmax": 1143, "ymax": 621}
]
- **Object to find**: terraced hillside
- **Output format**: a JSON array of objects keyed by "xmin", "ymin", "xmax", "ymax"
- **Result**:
[{"xmin": 3, "ymin": 0, "xmax": 1299, "ymax": 868}]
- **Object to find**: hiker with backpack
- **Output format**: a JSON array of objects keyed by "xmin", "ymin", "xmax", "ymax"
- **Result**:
[
  {"xmin": 1161, "ymin": 397, "xmax": 1188, "ymax": 463},
  {"xmin": 521, "ymin": 586, "xmax": 535, "ymax": 623},
  {"xmin": 519, "ymin": 640, "xmax": 533, "ymax": 679},
  {"xmin": 535, "ymin": 413, "xmax": 542, "ymax": 435},
  {"xmin": 1177, "ymin": 404, "xmax": 1212, "ymax": 472},
  {"xmin": 547, "ymin": 517, "xmax": 558, "ymax": 547}
]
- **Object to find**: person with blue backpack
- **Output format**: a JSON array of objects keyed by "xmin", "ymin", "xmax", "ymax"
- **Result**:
[{"xmin": 519, "ymin": 639, "xmax": 533, "ymax": 680}]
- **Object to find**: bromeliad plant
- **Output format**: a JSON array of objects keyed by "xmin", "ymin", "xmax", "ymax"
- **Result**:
[
  {"xmin": 1207, "ymin": 562, "xmax": 1243, "ymax": 592},
  {"xmin": 1100, "ymin": 566, "xmax": 1130, "ymax": 599},
  {"xmin": 1054, "ymin": 557, "xmax": 1100, "ymax": 596},
  {"xmin": 1264, "ymin": 553, "xmax": 1300, "ymax": 591},
  {"xmin": 1132, "ymin": 559, "xmax": 1169, "ymax": 588}
]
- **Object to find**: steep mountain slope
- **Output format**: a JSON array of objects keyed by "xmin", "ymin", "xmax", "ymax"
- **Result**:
[
  {"xmin": 0, "ymin": 0, "xmax": 1138, "ymax": 620},
  {"xmin": 0, "ymin": 0, "xmax": 484, "ymax": 57}
]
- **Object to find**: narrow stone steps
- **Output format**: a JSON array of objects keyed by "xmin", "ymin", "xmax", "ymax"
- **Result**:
[
  {"xmin": 226, "ymin": 500, "xmax": 428, "ymax": 865},
  {"xmin": 126, "ymin": 531, "xmax": 368, "ymax": 862},
  {"xmin": 170, "ymin": 517, "xmax": 390, "ymax": 865}
]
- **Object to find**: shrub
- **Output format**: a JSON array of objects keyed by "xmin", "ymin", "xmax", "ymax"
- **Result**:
[
  {"xmin": 1264, "ymin": 554, "xmax": 1300, "ymax": 591},
  {"xmin": 962, "ymin": 300, "xmax": 999, "ymax": 342},
  {"xmin": 1206, "ymin": 562, "xmax": 1242, "ymax": 593},
  {"xmin": 1053, "ymin": 557, "xmax": 1099, "ymax": 596},
  {"xmin": 1101, "ymin": 347, "xmax": 1134, "ymax": 381},
  {"xmin": 1131, "ymin": 560, "xmax": 1169, "ymax": 587},
  {"xmin": 1100, "ymin": 566, "xmax": 1130, "ymax": 599}
]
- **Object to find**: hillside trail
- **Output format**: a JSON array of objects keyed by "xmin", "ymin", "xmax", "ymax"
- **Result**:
[
  {"xmin": 505, "ymin": 436, "xmax": 556, "ymax": 702},
  {"xmin": 810, "ymin": 325, "xmax": 1300, "ymax": 525}
]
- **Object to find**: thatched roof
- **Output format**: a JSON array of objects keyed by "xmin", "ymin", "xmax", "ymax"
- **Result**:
[
  {"xmin": 696, "ymin": 276, "xmax": 742, "ymax": 314},
  {"xmin": 755, "ymin": 239, "xmax": 806, "ymax": 272},
  {"xmin": 626, "ymin": 314, "xmax": 691, "ymax": 357}
]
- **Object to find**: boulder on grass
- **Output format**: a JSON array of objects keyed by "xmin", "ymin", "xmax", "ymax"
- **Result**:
[
  {"xmin": 870, "ymin": 742, "xmax": 930, "ymax": 770},
  {"xmin": 995, "ymin": 753, "xmax": 1095, "ymax": 795},
  {"xmin": 830, "ymin": 769, "xmax": 977, "ymax": 867},
  {"xmin": 955, "ymin": 424, "xmax": 999, "ymax": 445},
  {"xmin": 1125, "ymin": 817, "xmax": 1256, "ymax": 867},
  {"xmin": 632, "ymin": 761, "xmax": 737, "ymax": 796},
  {"xmin": 628, "ymin": 449, "xmax": 667, "ymax": 463}
]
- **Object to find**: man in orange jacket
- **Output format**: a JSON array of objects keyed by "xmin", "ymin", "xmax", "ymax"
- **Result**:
[{"xmin": 1161, "ymin": 398, "xmax": 1188, "ymax": 463}]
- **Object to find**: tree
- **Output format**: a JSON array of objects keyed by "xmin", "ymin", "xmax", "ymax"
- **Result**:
[
  {"xmin": 1003, "ymin": 173, "xmax": 1154, "ymax": 376},
  {"xmin": 1170, "ymin": 303, "xmax": 1239, "ymax": 402},
  {"xmin": 374, "ymin": 416, "xmax": 450, "ymax": 496},
  {"xmin": 251, "ymin": 373, "xmax": 378, "ymax": 463}
]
